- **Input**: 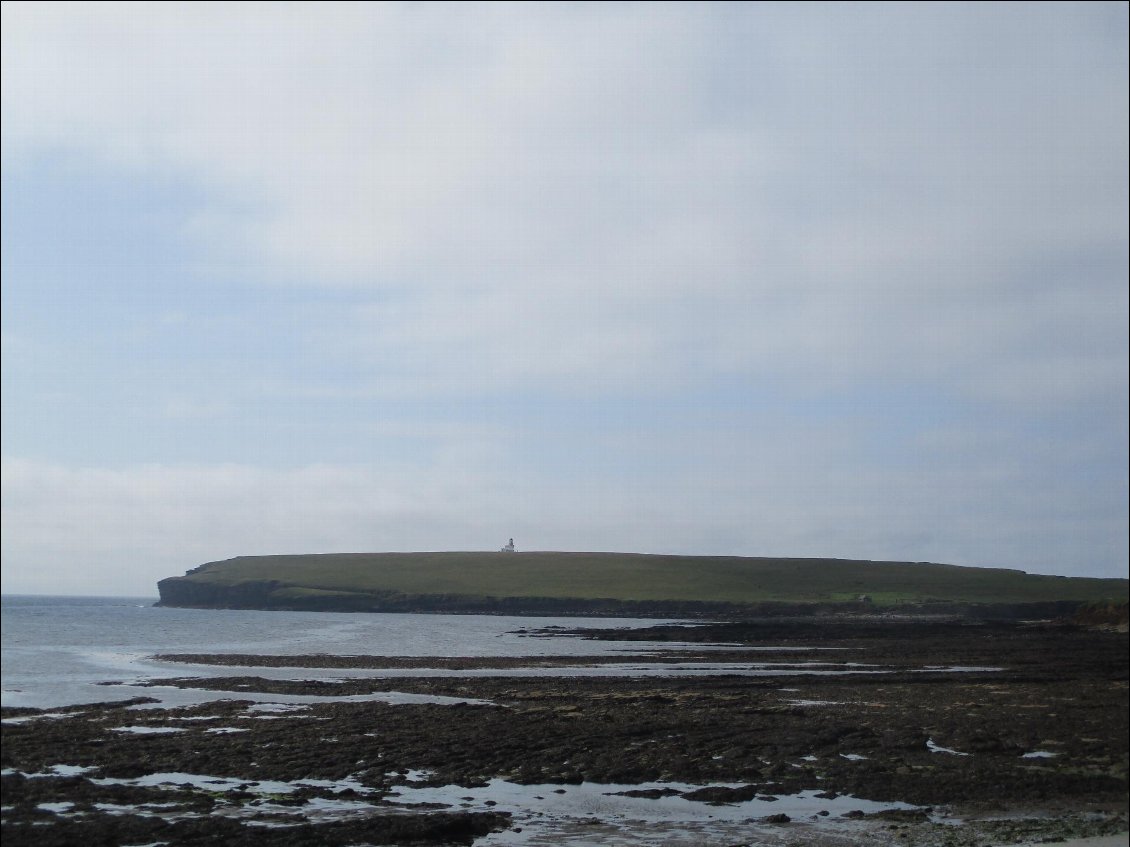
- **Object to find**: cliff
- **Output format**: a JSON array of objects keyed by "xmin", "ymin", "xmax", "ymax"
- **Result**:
[{"xmin": 155, "ymin": 551, "xmax": 1128, "ymax": 619}]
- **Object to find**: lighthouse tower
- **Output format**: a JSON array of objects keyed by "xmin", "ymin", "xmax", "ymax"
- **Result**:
[{"xmin": 500, "ymin": 538, "xmax": 516, "ymax": 553}]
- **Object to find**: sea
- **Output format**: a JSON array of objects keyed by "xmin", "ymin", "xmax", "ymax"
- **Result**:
[
  {"xmin": 2, "ymin": 595, "xmax": 935, "ymax": 844},
  {"xmin": 0, "ymin": 594, "xmax": 693, "ymax": 710}
]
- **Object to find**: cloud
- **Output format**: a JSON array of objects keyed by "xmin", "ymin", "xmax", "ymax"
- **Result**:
[
  {"xmin": 0, "ymin": 457, "xmax": 451, "ymax": 595},
  {"xmin": 1, "ymin": 4, "xmax": 1125, "ymax": 588},
  {"xmin": 3, "ymin": 2, "xmax": 1125, "ymax": 406},
  {"xmin": 3, "ymin": 416, "xmax": 1125, "ymax": 597}
]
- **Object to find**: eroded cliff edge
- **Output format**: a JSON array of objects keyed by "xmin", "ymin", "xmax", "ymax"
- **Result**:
[
  {"xmin": 155, "ymin": 575, "xmax": 1101, "ymax": 620},
  {"xmin": 156, "ymin": 551, "xmax": 1128, "ymax": 619}
]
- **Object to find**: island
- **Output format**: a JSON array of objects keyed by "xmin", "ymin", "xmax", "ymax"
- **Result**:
[{"xmin": 156, "ymin": 550, "xmax": 1127, "ymax": 619}]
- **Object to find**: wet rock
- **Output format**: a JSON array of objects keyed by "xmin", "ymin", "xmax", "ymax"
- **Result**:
[
  {"xmin": 2, "ymin": 617, "xmax": 1126, "ymax": 844},
  {"xmin": 683, "ymin": 784, "xmax": 760, "ymax": 804},
  {"xmin": 872, "ymin": 808, "xmax": 932, "ymax": 822},
  {"xmin": 611, "ymin": 788, "xmax": 683, "ymax": 799}
]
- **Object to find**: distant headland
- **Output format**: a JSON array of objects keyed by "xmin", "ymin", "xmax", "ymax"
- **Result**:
[{"xmin": 155, "ymin": 551, "xmax": 1128, "ymax": 619}]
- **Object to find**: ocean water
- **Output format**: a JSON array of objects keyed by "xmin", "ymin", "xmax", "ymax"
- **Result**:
[
  {"xmin": 2, "ymin": 596, "xmax": 997, "ymax": 712},
  {"xmin": 0, "ymin": 596, "xmax": 682, "ymax": 709},
  {"xmin": 0, "ymin": 595, "xmax": 680, "ymax": 710},
  {"xmin": 1, "ymin": 596, "xmax": 942, "ymax": 844}
]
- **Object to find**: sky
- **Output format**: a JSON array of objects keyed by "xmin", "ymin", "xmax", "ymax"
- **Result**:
[{"xmin": 1, "ymin": 2, "xmax": 1127, "ymax": 596}]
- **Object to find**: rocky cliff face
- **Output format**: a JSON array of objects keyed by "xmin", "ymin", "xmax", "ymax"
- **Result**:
[
  {"xmin": 154, "ymin": 575, "xmax": 1085, "ymax": 619},
  {"xmin": 156, "ymin": 577, "xmax": 284, "ymax": 609},
  {"xmin": 156, "ymin": 574, "xmax": 781, "ymax": 616}
]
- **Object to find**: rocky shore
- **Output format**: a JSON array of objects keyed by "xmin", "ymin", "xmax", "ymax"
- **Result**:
[{"xmin": 3, "ymin": 618, "xmax": 1126, "ymax": 845}]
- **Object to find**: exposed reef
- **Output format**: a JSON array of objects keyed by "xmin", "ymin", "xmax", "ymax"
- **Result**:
[{"xmin": 4, "ymin": 617, "xmax": 1127, "ymax": 845}]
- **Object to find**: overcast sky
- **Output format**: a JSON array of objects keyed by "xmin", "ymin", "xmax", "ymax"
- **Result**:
[{"xmin": 2, "ymin": 2, "xmax": 1127, "ymax": 596}]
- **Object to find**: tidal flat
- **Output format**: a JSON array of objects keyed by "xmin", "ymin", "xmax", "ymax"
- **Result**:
[{"xmin": 2, "ymin": 617, "xmax": 1127, "ymax": 846}]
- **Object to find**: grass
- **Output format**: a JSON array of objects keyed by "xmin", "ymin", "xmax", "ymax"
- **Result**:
[{"xmin": 174, "ymin": 551, "xmax": 1128, "ymax": 607}]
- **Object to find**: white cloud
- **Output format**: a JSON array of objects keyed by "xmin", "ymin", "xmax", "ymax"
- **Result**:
[
  {"xmin": 1, "ymin": 4, "xmax": 1125, "ymax": 587},
  {"xmin": 0, "ymin": 456, "xmax": 458, "ymax": 595},
  {"xmin": 3, "ymin": 2, "xmax": 1125, "ymax": 406},
  {"xmin": 3, "ymin": 423, "xmax": 1124, "ymax": 596}
]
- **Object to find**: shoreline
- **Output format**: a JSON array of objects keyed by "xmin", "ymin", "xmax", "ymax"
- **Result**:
[{"xmin": 3, "ymin": 617, "xmax": 1126, "ymax": 845}]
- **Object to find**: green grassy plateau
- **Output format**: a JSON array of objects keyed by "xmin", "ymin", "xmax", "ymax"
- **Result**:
[{"xmin": 159, "ymin": 551, "xmax": 1127, "ymax": 612}]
